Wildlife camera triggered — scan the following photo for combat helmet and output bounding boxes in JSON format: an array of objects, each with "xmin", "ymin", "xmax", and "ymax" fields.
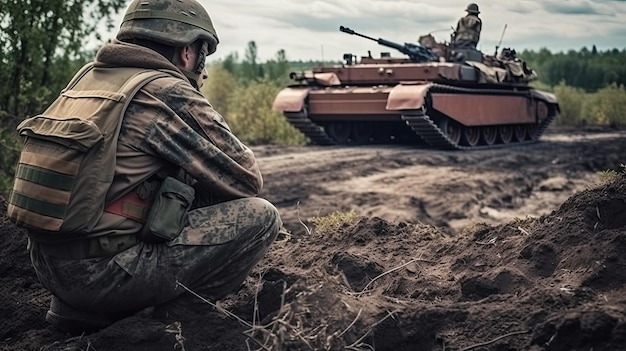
[
  {"xmin": 465, "ymin": 3, "xmax": 480, "ymax": 14},
  {"xmin": 117, "ymin": 0, "xmax": 219, "ymax": 55}
]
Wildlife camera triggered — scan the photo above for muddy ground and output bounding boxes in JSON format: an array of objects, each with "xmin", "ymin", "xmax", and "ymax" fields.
[{"xmin": 1, "ymin": 126, "xmax": 626, "ymax": 351}]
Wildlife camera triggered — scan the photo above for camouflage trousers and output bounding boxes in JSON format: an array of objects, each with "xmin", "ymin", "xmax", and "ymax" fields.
[{"xmin": 29, "ymin": 197, "xmax": 281, "ymax": 317}]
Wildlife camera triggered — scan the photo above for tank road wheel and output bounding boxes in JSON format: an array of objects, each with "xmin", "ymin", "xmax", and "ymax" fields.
[
  {"xmin": 326, "ymin": 122, "xmax": 351, "ymax": 144},
  {"xmin": 481, "ymin": 126, "xmax": 498, "ymax": 146},
  {"xmin": 436, "ymin": 117, "xmax": 462, "ymax": 146},
  {"xmin": 514, "ymin": 124, "xmax": 527, "ymax": 141},
  {"xmin": 373, "ymin": 123, "xmax": 393, "ymax": 143},
  {"xmin": 462, "ymin": 126, "xmax": 481, "ymax": 147},
  {"xmin": 352, "ymin": 122, "xmax": 374, "ymax": 144},
  {"xmin": 526, "ymin": 124, "xmax": 539, "ymax": 141},
  {"xmin": 498, "ymin": 125, "xmax": 514, "ymax": 144}
]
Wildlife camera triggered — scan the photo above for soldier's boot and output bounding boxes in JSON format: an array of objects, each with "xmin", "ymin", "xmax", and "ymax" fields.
[
  {"xmin": 46, "ymin": 296, "xmax": 120, "ymax": 335},
  {"xmin": 151, "ymin": 292, "xmax": 214, "ymax": 322}
]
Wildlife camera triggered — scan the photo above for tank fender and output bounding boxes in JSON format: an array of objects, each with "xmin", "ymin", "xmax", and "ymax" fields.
[
  {"xmin": 531, "ymin": 89, "xmax": 560, "ymax": 112},
  {"xmin": 272, "ymin": 87, "xmax": 310, "ymax": 112},
  {"xmin": 386, "ymin": 82, "xmax": 433, "ymax": 111}
]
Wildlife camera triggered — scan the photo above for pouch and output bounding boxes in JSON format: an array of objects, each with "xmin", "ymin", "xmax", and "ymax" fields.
[{"xmin": 138, "ymin": 176, "xmax": 195, "ymax": 243}]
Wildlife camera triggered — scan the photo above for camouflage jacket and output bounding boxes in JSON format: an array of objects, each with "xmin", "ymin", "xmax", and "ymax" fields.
[
  {"xmin": 94, "ymin": 40, "xmax": 262, "ymax": 234},
  {"xmin": 453, "ymin": 14, "xmax": 482, "ymax": 47}
]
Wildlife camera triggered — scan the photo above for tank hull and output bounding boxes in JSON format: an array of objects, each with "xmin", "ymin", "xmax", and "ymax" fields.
[{"xmin": 274, "ymin": 82, "xmax": 558, "ymax": 149}]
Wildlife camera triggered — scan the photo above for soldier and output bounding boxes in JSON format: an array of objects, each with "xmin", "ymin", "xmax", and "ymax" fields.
[
  {"xmin": 452, "ymin": 3, "xmax": 482, "ymax": 49},
  {"xmin": 10, "ymin": 0, "xmax": 282, "ymax": 334}
]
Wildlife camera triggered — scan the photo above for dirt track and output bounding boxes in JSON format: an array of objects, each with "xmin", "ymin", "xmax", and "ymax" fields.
[{"xmin": 256, "ymin": 127, "xmax": 626, "ymax": 235}]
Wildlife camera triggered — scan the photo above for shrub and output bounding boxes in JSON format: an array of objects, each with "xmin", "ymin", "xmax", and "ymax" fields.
[
  {"xmin": 553, "ymin": 81, "xmax": 587, "ymax": 125},
  {"xmin": 588, "ymin": 83, "xmax": 626, "ymax": 126},
  {"xmin": 203, "ymin": 65, "xmax": 238, "ymax": 118},
  {"xmin": 0, "ymin": 128, "xmax": 20, "ymax": 199},
  {"xmin": 226, "ymin": 78, "xmax": 307, "ymax": 145}
]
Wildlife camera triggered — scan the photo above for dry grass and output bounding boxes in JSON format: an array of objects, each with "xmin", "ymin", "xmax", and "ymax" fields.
[
  {"xmin": 589, "ymin": 164, "xmax": 625, "ymax": 189},
  {"xmin": 309, "ymin": 210, "xmax": 359, "ymax": 234}
]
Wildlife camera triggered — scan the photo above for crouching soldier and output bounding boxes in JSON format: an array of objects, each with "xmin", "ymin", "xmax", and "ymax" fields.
[{"xmin": 7, "ymin": 0, "xmax": 281, "ymax": 334}]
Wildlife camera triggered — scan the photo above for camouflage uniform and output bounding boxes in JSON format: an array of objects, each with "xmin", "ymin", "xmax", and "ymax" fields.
[
  {"xmin": 28, "ymin": 23, "xmax": 281, "ymax": 330},
  {"xmin": 453, "ymin": 4, "xmax": 482, "ymax": 49}
]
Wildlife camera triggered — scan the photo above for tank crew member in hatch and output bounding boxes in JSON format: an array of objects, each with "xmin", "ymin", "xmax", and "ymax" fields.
[{"xmin": 452, "ymin": 3, "xmax": 482, "ymax": 49}]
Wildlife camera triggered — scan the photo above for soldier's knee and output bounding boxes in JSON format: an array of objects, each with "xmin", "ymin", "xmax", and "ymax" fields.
[{"xmin": 247, "ymin": 197, "xmax": 282, "ymax": 227}]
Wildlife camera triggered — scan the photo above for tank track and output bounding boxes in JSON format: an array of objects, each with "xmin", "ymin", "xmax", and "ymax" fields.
[
  {"xmin": 400, "ymin": 83, "xmax": 557, "ymax": 150},
  {"xmin": 400, "ymin": 110, "xmax": 458, "ymax": 150},
  {"xmin": 284, "ymin": 110, "xmax": 335, "ymax": 145}
]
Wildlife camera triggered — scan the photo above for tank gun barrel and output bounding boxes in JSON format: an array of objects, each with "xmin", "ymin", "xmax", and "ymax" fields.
[
  {"xmin": 339, "ymin": 26, "xmax": 437, "ymax": 63},
  {"xmin": 340, "ymin": 26, "xmax": 411, "ymax": 55},
  {"xmin": 340, "ymin": 26, "xmax": 377, "ymax": 41}
]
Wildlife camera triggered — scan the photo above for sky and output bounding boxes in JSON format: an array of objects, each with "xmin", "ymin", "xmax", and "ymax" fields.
[{"xmin": 100, "ymin": 0, "xmax": 626, "ymax": 62}]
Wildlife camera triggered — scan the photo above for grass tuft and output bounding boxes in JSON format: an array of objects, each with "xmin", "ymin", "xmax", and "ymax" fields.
[{"xmin": 310, "ymin": 210, "xmax": 360, "ymax": 234}]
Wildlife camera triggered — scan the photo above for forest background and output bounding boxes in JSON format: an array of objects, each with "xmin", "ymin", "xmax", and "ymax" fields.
[{"xmin": 1, "ymin": 0, "xmax": 626, "ymax": 197}]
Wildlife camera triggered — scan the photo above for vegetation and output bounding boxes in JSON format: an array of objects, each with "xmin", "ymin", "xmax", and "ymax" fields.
[
  {"xmin": 521, "ymin": 46, "xmax": 626, "ymax": 92},
  {"xmin": 201, "ymin": 43, "xmax": 307, "ymax": 146},
  {"xmin": 595, "ymin": 164, "xmax": 626, "ymax": 187},
  {"xmin": 310, "ymin": 210, "xmax": 360, "ymax": 234},
  {"xmin": 549, "ymin": 82, "xmax": 626, "ymax": 126},
  {"xmin": 0, "ymin": 2, "xmax": 625, "ymax": 193},
  {"xmin": 521, "ymin": 47, "xmax": 626, "ymax": 127},
  {"xmin": 0, "ymin": 0, "xmax": 125, "ymax": 197}
]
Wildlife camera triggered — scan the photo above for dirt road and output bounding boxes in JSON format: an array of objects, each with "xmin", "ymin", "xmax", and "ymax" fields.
[{"xmin": 256, "ymin": 127, "xmax": 626, "ymax": 235}]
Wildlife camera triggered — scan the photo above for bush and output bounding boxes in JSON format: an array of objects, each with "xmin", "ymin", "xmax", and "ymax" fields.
[
  {"xmin": 203, "ymin": 65, "xmax": 306, "ymax": 146},
  {"xmin": 0, "ymin": 128, "xmax": 20, "ymax": 199},
  {"xmin": 546, "ymin": 82, "xmax": 626, "ymax": 127},
  {"xmin": 203, "ymin": 65, "xmax": 238, "ymax": 118},
  {"xmin": 553, "ymin": 81, "xmax": 587, "ymax": 125},
  {"xmin": 588, "ymin": 83, "xmax": 626, "ymax": 126},
  {"xmin": 226, "ymin": 78, "xmax": 307, "ymax": 145}
]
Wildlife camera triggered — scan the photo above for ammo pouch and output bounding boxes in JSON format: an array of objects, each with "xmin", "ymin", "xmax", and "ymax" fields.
[{"xmin": 138, "ymin": 177, "xmax": 195, "ymax": 243}]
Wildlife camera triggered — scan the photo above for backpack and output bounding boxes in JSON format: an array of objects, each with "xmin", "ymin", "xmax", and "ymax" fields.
[{"xmin": 7, "ymin": 63, "xmax": 172, "ymax": 235}]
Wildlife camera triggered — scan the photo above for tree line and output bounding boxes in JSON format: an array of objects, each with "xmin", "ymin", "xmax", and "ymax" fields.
[{"xmin": 520, "ymin": 46, "xmax": 626, "ymax": 92}]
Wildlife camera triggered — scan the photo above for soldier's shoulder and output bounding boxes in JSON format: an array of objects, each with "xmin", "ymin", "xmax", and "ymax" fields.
[{"xmin": 142, "ymin": 74, "xmax": 196, "ymax": 99}]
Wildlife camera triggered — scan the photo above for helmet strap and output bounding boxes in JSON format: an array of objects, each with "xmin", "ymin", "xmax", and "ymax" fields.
[{"xmin": 194, "ymin": 41, "xmax": 209, "ymax": 76}]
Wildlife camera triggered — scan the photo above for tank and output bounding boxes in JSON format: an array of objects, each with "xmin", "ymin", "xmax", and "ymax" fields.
[{"xmin": 272, "ymin": 26, "xmax": 560, "ymax": 150}]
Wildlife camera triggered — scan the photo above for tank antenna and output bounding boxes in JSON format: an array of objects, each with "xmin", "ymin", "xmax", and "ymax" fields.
[
  {"xmin": 428, "ymin": 28, "xmax": 450, "ymax": 34},
  {"xmin": 495, "ymin": 24, "xmax": 508, "ymax": 56}
]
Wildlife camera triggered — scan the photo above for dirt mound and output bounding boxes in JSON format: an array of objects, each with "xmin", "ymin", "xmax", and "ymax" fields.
[{"xmin": 2, "ymin": 170, "xmax": 626, "ymax": 350}]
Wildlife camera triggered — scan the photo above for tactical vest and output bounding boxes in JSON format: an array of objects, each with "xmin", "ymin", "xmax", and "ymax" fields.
[{"xmin": 7, "ymin": 64, "xmax": 172, "ymax": 235}]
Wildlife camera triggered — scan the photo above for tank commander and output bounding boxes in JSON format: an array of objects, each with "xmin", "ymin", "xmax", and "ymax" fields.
[
  {"xmin": 8, "ymin": 0, "xmax": 281, "ymax": 334},
  {"xmin": 452, "ymin": 3, "xmax": 482, "ymax": 49}
]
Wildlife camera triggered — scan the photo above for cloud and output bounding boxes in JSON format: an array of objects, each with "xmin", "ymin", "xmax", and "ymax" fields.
[
  {"xmin": 95, "ymin": 0, "xmax": 626, "ymax": 61},
  {"xmin": 506, "ymin": 1, "xmax": 542, "ymax": 14},
  {"xmin": 541, "ymin": 0, "xmax": 614, "ymax": 15}
]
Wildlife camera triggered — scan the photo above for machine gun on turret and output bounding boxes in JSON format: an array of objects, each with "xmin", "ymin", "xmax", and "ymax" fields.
[{"xmin": 339, "ymin": 26, "xmax": 438, "ymax": 63}]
